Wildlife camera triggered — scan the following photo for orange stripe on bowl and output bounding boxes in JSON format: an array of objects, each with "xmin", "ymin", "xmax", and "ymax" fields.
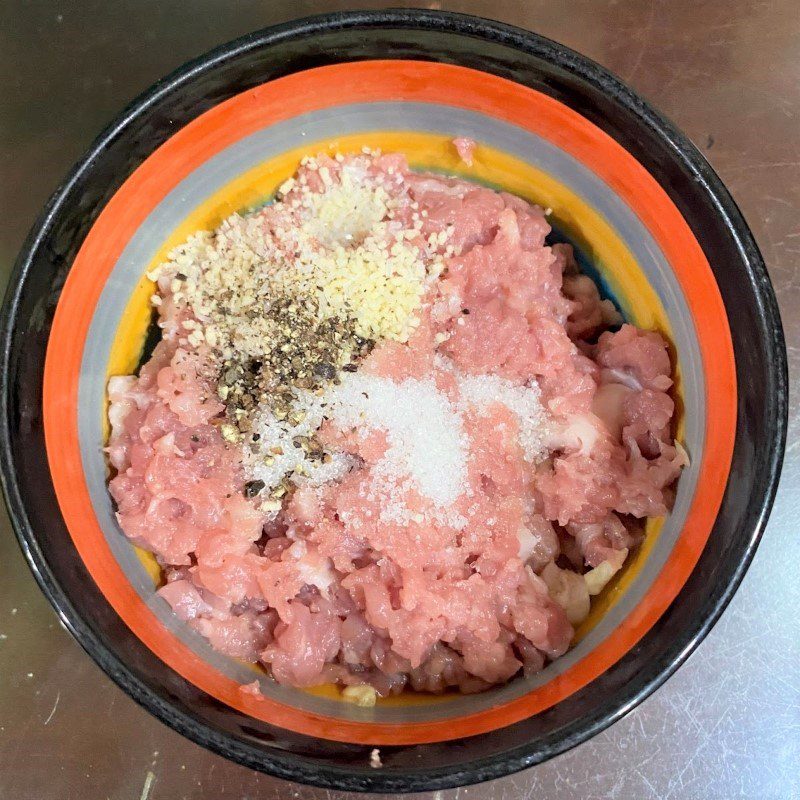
[{"xmin": 43, "ymin": 60, "xmax": 736, "ymax": 745}]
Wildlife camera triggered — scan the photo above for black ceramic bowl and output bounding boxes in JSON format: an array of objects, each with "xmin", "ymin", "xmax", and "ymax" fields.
[{"xmin": 0, "ymin": 10, "xmax": 786, "ymax": 793}]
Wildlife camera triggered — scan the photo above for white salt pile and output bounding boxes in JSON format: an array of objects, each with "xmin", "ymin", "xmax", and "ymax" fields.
[
  {"xmin": 244, "ymin": 392, "xmax": 355, "ymax": 500},
  {"xmin": 327, "ymin": 374, "xmax": 468, "ymax": 508},
  {"xmin": 245, "ymin": 363, "xmax": 551, "ymax": 525},
  {"xmin": 458, "ymin": 374, "xmax": 552, "ymax": 463}
]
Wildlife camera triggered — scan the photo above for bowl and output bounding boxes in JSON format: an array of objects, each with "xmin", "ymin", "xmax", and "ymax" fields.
[{"xmin": 0, "ymin": 10, "xmax": 786, "ymax": 793}]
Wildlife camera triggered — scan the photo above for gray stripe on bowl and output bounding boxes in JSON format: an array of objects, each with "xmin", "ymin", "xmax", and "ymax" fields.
[{"xmin": 77, "ymin": 101, "xmax": 704, "ymax": 723}]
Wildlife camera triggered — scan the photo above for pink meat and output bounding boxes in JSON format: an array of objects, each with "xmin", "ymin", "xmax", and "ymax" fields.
[
  {"xmin": 595, "ymin": 324, "xmax": 673, "ymax": 392},
  {"xmin": 107, "ymin": 153, "xmax": 685, "ymax": 696},
  {"xmin": 264, "ymin": 602, "xmax": 342, "ymax": 686}
]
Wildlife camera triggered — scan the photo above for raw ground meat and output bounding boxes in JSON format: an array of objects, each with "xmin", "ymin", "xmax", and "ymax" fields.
[{"xmin": 107, "ymin": 151, "xmax": 686, "ymax": 697}]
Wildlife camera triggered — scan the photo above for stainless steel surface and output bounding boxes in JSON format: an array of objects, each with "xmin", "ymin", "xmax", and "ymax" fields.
[{"xmin": 1, "ymin": 2, "xmax": 797, "ymax": 798}]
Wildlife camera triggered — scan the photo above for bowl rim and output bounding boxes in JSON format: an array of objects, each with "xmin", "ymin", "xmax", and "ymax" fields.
[{"xmin": 0, "ymin": 8, "xmax": 787, "ymax": 793}]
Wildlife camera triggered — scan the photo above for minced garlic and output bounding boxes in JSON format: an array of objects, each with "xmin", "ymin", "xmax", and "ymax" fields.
[
  {"xmin": 155, "ymin": 154, "xmax": 447, "ymax": 359},
  {"xmin": 342, "ymin": 684, "xmax": 378, "ymax": 707}
]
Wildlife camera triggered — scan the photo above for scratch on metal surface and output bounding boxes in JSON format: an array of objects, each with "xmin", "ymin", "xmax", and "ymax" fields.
[
  {"xmin": 634, "ymin": 766, "xmax": 659, "ymax": 798},
  {"xmin": 43, "ymin": 691, "xmax": 60, "ymax": 725},
  {"xmin": 663, "ymin": 704, "xmax": 728, "ymax": 800},
  {"xmin": 723, "ymin": 160, "xmax": 800, "ymax": 173},
  {"xmin": 139, "ymin": 770, "xmax": 155, "ymax": 800},
  {"xmin": 625, "ymin": 0, "xmax": 657, "ymax": 82}
]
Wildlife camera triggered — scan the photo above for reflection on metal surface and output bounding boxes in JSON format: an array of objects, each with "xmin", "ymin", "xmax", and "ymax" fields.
[{"xmin": 0, "ymin": 1, "xmax": 797, "ymax": 798}]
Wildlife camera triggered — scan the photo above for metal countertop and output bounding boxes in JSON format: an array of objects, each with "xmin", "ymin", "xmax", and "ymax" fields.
[{"xmin": 1, "ymin": 2, "xmax": 797, "ymax": 798}]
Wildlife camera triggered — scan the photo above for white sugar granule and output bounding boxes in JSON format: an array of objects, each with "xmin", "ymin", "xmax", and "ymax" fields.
[
  {"xmin": 327, "ymin": 373, "xmax": 467, "ymax": 507},
  {"xmin": 362, "ymin": 468, "xmax": 468, "ymax": 531},
  {"xmin": 245, "ymin": 392, "xmax": 353, "ymax": 496},
  {"xmin": 245, "ymin": 365, "xmax": 551, "ymax": 517},
  {"xmin": 246, "ymin": 370, "xmax": 471, "ymax": 510},
  {"xmin": 458, "ymin": 373, "xmax": 551, "ymax": 463}
]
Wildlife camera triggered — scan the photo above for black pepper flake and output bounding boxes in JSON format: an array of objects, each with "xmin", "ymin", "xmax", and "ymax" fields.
[
  {"xmin": 342, "ymin": 363, "xmax": 358, "ymax": 372},
  {"xmin": 211, "ymin": 290, "xmax": 372, "ymax": 433},
  {"xmin": 175, "ymin": 272, "xmax": 187, "ymax": 281},
  {"xmin": 244, "ymin": 480, "xmax": 265, "ymax": 499},
  {"xmin": 313, "ymin": 362, "xmax": 336, "ymax": 380},
  {"xmin": 190, "ymin": 435, "xmax": 199, "ymax": 442},
  {"xmin": 461, "ymin": 308, "xmax": 470, "ymax": 315}
]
